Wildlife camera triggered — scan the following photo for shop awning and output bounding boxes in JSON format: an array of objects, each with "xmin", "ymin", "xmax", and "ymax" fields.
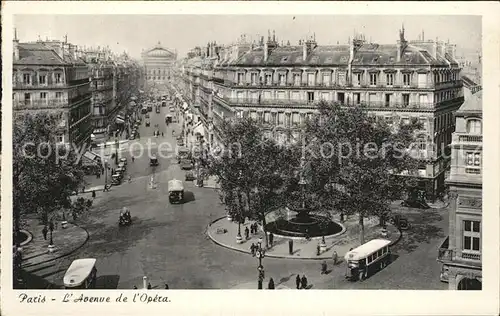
[{"xmin": 116, "ymin": 117, "xmax": 125, "ymax": 124}]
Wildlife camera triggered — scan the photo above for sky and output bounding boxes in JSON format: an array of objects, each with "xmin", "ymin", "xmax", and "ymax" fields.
[{"xmin": 14, "ymin": 15, "xmax": 481, "ymax": 59}]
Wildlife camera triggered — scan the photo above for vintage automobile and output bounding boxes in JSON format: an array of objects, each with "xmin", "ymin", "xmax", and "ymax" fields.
[
  {"xmin": 150, "ymin": 155, "xmax": 159, "ymax": 167},
  {"xmin": 180, "ymin": 159, "xmax": 193, "ymax": 170},
  {"xmin": 176, "ymin": 146, "xmax": 191, "ymax": 163},
  {"xmin": 63, "ymin": 258, "xmax": 97, "ymax": 289},
  {"xmin": 145, "ymin": 120, "xmax": 150, "ymax": 127},
  {"xmin": 145, "ymin": 113, "xmax": 150, "ymax": 119},
  {"xmin": 401, "ymin": 199, "xmax": 430, "ymax": 209},
  {"xmin": 119, "ymin": 157, "xmax": 127, "ymax": 165},
  {"xmin": 168, "ymin": 179, "xmax": 184, "ymax": 204},
  {"xmin": 165, "ymin": 114, "xmax": 173, "ymax": 124},
  {"xmin": 111, "ymin": 174, "xmax": 122, "ymax": 185},
  {"xmin": 185, "ymin": 170, "xmax": 195, "ymax": 181}
]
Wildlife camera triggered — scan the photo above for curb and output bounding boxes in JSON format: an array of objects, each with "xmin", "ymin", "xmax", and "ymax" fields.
[
  {"xmin": 22, "ymin": 223, "xmax": 90, "ymax": 269},
  {"xmin": 207, "ymin": 216, "xmax": 403, "ymax": 261},
  {"xmin": 19, "ymin": 229, "xmax": 33, "ymax": 247}
]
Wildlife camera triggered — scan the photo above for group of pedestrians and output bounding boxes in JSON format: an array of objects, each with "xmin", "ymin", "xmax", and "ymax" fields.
[{"xmin": 295, "ymin": 274, "xmax": 309, "ymax": 289}]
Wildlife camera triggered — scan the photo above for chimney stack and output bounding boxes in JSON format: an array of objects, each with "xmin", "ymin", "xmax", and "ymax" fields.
[
  {"xmin": 264, "ymin": 41, "xmax": 269, "ymax": 61},
  {"xmin": 396, "ymin": 24, "xmax": 407, "ymax": 62},
  {"xmin": 13, "ymin": 28, "xmax": 20, "ymax": 61},
  {"xmin": 302, "ymin": 39, "xmax": 307, "ymax": 61}
]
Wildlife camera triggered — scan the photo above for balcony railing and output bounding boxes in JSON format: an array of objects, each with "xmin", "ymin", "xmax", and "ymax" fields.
[
  {"xmin": 214, "ymin": 95, "xmax": 312, "ymax": 106},
  {"xmin": 14, "ymin": 82, "xmax": 66, "ymax": 89},
  {"xmin": 14, "ymin": 99, "xmax": 69, "ymax": 110},
  {"xmin": 457, "ymin": 134, "xmax": 482, "ymax": 143},
  {"xmin": 437, "ymin": 236, "xmax": 482, "ymax": 264}
]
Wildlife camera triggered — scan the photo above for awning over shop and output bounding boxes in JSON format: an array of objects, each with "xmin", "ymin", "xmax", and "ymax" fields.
[
  {"xmin": 82, "ymin": 151, "xmax": 102, "ymax": 166},
  {"xmin": 116, "ymin": 116, "xmax": 125, "ymax": 124}
]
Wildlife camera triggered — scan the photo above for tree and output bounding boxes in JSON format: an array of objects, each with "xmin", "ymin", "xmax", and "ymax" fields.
[
  {"xmin": 304, "ymin": 101, "xmax": 421, "ymax": 244},
  {"xmin": 208, "ymin": 117, "xmax": 290, "ymax": 248},
  {"xmin": 13, "ymin": 113, "xmax": 92, "ymax": 245}
]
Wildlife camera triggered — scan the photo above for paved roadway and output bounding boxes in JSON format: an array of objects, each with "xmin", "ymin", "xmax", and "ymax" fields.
[{"xmin": 30, "ymin": 103, "xmax": 448, "ymax": 290}]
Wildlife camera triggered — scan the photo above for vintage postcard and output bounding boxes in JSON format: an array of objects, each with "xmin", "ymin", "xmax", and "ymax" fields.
[{"xmin": 1, "ymin": 1, "xmax": 499, "ymax": 316}]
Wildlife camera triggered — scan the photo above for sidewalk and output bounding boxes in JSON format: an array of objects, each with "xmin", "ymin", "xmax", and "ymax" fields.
[
  {"xmin": 20, "ymin": 218, "xmax": 89, "ymax": 269},
  {"xmin": 207, "ymin": 214, "xmax": 401, "ymax": 261}
]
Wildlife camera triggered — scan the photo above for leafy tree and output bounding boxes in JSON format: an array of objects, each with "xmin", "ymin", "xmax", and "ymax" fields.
[
  {"xmin": 208, "ymin": 117, "xmax": 290, "ymax": 247},
  {"xmin": 304, "ymin": 101, "xmax": 421, "ymax": 244},
  {"xmin": 13, "ymin": 113, "xmax": 92, "ymax": 245}
]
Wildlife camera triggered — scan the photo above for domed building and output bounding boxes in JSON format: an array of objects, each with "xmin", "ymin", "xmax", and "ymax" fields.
[{"xmin": 141, "ymin": 42, "xmax": 177, "ymax": 91}]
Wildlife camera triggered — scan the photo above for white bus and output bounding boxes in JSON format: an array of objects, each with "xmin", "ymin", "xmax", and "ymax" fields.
[{"xmin": 344, "ymin": 239, "xmax": 392, "ymax": 281}]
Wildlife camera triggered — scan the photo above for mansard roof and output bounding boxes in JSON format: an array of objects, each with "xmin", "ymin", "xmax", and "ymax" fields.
[
  {"xmin": 225, "ymin": 42, "xmax": 452, "ymax": 67},
  {"xmin": 143, "ymin": 42, "xmax": 176, "ymax": 58},
  {"xmin": 16, "ymin": 43, "xmax": 66, "ymax": 65},
  {"xmin": 457, "ymin": 90, "xmax": 482, "ymax": 115}
]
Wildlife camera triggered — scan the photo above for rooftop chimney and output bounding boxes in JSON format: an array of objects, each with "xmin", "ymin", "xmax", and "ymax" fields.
[
  {"xmin": 13, "ymin": 28, "xmax": 20, "ymax": 61},
  {"xmin": 396, "ymin": 24, "xmax": 407, "ymax": 62}
]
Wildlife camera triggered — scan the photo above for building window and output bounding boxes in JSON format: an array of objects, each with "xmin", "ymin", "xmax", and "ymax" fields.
[
  {"xmin": 24, "ymin": 93, "xmax": 31, "ymax": 104},
  {"xmin": 307, "ymin": 73, "xmax": 315, "ymax": 86},
  {"xmin": 278, "ymin": 112, "xmax": 284, "ymax": 125},
  {"xmin": 237, "ymin": 73, "xmax": 245, "ymax": 85},
  {"xmin": 251, "ymin": 73, "xmax": 258, "ymax": 85},
  {"xmin": 355, "ymin": 73, "xmax": 362, "ymax": 86},
  {"xmin": 23, "ymin": 73, "xmax": 31, "ymax": 84},
  {"xmin": 279, "ymin": 74, "xmax": 286, "ymax": 86},
  {"xmin": 403, "ymin": 73, "xmax": 412, "ymax": 86},
  {"xmin": 307, "ymin": 92, "xmax": 315, "ymax": 103},
  {"xmin": 353, "ymin": 93, "xmax": 361, "ymax": 104},
  {"xmin": 56, "ymin": 135, "xmax": 64, "ymax": 143},
  {"xmin": 292, "ymin": 113, "xmax": 300, "ymax": 125},
  {"xmin": 463, "ymin": 220, "xmax": 481, "ymax": 252},
  {"xmin": 323, "ymin": 73, "xmax": 331, "ymax": 86},
  {"xmin": 369, "ymin": 73, "xmax": 378, "ymax": 86},
  {"xmin": 264, "ymin": 112, "xmax": 270, "ymax": 123},
  {"xmin": 40, "ymin": 92, "xmax": 47, "ymax": 101},
  {"xmin": 467, "ymin": 119, "xmax": 482, "ymax": 135},
  {"xmin": 265, "ymin": 74, "xmax": 272, "ymax": 85},
  {"xmin": 293, "ymin": 74, "xmax": 301, "ymax": 86},
  {"xmin": 402, "ymin": 94, "xmax": 410, "ymax": 107},
  {"xmin": 386, "ymin": 73, "xmax": 394, "ymax": 86},
  {"xmin": 466, "ymin": 152, "xmax": 481, "ymax": 167}
]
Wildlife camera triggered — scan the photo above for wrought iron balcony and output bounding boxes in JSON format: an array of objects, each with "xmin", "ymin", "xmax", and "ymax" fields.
[{"xmin": 14, "ymin": 99, "xmax": 68, "ymax": 110}]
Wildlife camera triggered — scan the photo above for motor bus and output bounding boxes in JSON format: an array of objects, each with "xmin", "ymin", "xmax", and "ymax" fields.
[
  {"xmin": 344, "ymin": 239, "xmax": 392, "ymax": 281},
  {"xmin": 63, "ymin": 258, "xmax": 97, "ymax": 289}
]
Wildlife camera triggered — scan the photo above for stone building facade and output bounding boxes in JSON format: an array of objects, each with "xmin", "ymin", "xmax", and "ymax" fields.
[
  {"xmin": 142, "ymin": 42, "xmax": 177, "ymax": 93},
  {"xmin": 13, "ymin": 33, "xmax": 92, "ymax": 147},
  {"xmin": 177, "ymin": 28, "xmax": 465, "ymax": 199},
  {"xmin": 438, "ymin": 91, "xmax": 482, "ymax": 290}
]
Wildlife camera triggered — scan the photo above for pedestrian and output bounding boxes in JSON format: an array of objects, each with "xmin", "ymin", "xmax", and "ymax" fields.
[
  {"xmin": 250, "ymin": 243, "xmax": 256, "ymax": 256},
  {"xmin": 92, "ymin": 190, "xmax": 96, "ymax": 199},
  {"xmin": 258, "ymin": 279, "xmax": 263, "ymax": 289},
  {"xmin": 128, "ymin": 175, "xmax": 132, "ymax": 183},
  {"xmin": 295, "ymin": 274, "xmax": 301, "ymax": 289},
  {"xmin": 164, "ymin": 283, "xmax": 169, "ymax": 289},
  {"xmin": 133, "ymin": 285, "xmax": 138, "ymax": 289},
  {"xmin": 147, "ymin": 283, "xmax": 152, "ymax": 289},
  {"xmin": 269, "ymin": 232, "xmax": 274, "ymax": 247},
  {"xmin": 301, "ymin": 275, "xmax": 308, "ymax": 289},
  {"xmin": 42, "ymin": 226, "xmax": 48, "ymax": 240},
  {"xmin": 268, "ymin": 278, "xmax": 275, "ymax": 289},
  {"xmin": 245, "ymin": 226, "xmax": 249, "ymax": 240},
  {"xmin": 162, "ymin": 132, "xmax": 164, "ymax": 137},
  {"xmin": 321, "ymin": 261, "xmax": 327, "ymax": 274},
  {"xmin": 332, "ymin": 251, "xmax": 338, "ymax": 265},
  {"xmin": 132, "ymin": 156, "xmax": 135, "ymax": 162}
]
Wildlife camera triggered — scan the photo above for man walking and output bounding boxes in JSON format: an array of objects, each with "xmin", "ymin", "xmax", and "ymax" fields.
[
  {"xmin": 301, "ymin": 275, "xmax": 308, "ymax": 289},
  {"xmin": 42, "ymin": 226, "xmax": 48, "ymax": 240},
  {"xmin": 245, "ymin": 226, "xmax": 250, "ymax": 240},
  {"xmin": 295, "ymin": 274, "xmax": 301, "ymax": 289},
  {"xmin": 268, "ymin": 278, "xmax": 275, "ymax": 289},
  {"xmin": 269, "ymin": 232, "xmax": 274, "ymax": 247}
]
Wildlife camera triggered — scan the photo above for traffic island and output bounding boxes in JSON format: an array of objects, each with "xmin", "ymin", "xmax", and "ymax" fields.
[
  {"xmin": 20, "ymin": 218, "xmax": 89, "ymax": 269},
  {"xmin": 207, "ymin": 215, "xmax": 401, "ymax": 261}
]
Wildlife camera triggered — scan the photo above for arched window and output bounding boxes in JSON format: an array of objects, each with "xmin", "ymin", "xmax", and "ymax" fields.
[{"xmin": 467, "ymin": 119, "xmax": 482, "ymax": 135}]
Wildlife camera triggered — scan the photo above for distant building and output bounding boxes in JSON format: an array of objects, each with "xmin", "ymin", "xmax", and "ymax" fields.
[
  {"xmin": 438, "ymin": 90, "xmax": 482, "ymax": 290},
  {"xmin": 177, "ymin": 27, "xmax": 466, "ymax": 200},
  {"xmin": 12, "ymin": 32, "xmax": 92, "ymax": 147},
  {"xmin": 142, "ymin": 42, "xmax": 177, "ymax": 93}
]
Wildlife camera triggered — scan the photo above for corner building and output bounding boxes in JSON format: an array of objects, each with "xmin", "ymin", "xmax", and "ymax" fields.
[
  {"xmin": 12, "ymin": 34, "xmax": 92, "ymax": 147},
  {"xmin": 438, "ymin": 91, "xmax": 482, "ymax": 290},
  {"xmin": 209, "ymin": 28, "xmax": 464, "ymax": 200}
]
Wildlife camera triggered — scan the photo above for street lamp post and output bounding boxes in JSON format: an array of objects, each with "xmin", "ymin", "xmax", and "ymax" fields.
[
  {"xmin": 256, "ymin": 239, "xmax": 265, "ymax": 289},
  {"xmin": 114, "ymin": 138, "xmax": 119, "ymax": 165}
]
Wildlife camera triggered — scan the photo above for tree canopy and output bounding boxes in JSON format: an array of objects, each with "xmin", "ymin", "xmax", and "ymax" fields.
[{"xmin": 13, "ymin": 113, "xmax": 92, "ymax": 239}]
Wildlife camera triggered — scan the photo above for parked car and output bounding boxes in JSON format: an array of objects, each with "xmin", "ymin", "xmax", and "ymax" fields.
[
  {"xmin": 119, "ymin": 157, "xmax": 127, "ymax": 165},
  {"xmin": 401, "ymin": 199, "xmax": 430, "ymax": 209},
  {"xmin": 177, "ymin": 139, "xmax": 184, "ymax": 146},
  {"xmin": 145, "ymin": 120, "xmax": 150, "ymax": 127},
  {"xmin": 180, "ymin": 159, "xmax": 193, "ymax": 170},
  {"xmin": 145, "ymin": 113, "xmax": 150, "ymax": 119},
  {"xmin": 185, "ymin": 170, "xmax": 195, "ymax": 181}
]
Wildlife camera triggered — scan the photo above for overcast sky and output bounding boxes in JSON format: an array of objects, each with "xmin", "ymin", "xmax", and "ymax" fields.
[{"xmin": 14, "ymin": 15, "xmax": 481, "ymax": 59}]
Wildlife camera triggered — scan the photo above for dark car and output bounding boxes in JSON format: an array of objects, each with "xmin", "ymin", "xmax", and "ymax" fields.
[
  {"xmin": 401, "ymin": 199, "xmax": 430, "ymax": 209},
  {"xmin": 185, "ymin": 171, "xmax": 195, "ymax": 181},
  {"xmin": 145, "ymin": 120, "xmax": 150, "ymax": 127},
  {"xmin": 180, "ymin": 159, "xmax": 193, "ymax": 170},
  {"xmin": 145, "ymin": 113, "xmax": 150, "ymax": 119}
]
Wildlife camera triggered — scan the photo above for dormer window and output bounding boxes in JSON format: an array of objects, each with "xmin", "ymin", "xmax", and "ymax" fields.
[
  {"xmin": 281, "ymin": 57, "xmax": 288, "ymax": 63},
  {"xmin": 467, "ymin": 119, "xmax": 482, "ymax": 135},
  {"xmin": 23, "ymin": 73, "xmax": 31, "ymax": 85},
  {"xmin": 340, "ymin": 56, "xmax": 348, "ymax": 63},
  {"xmin": 310, "ymin": 56, "xmax": 320, "ymax": 63}
]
